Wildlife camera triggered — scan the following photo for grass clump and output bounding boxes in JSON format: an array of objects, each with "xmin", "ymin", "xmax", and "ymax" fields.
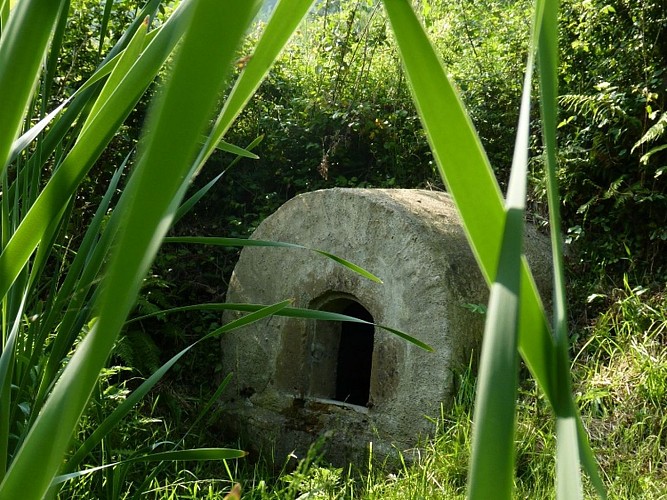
[{"xmin": 573, "ymin": 281, "xmax": 667, "ymax": 498}]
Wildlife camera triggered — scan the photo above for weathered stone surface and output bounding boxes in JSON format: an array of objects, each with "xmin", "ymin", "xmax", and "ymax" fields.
[{"xmin": 220, "ymin": 188, "xmax": 551, "ymax": 465}]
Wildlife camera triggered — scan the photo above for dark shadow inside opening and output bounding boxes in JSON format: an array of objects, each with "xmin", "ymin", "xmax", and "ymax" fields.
[{"xmin": 334, "ymin": 301, "xmax": 374, "ymax": 406}]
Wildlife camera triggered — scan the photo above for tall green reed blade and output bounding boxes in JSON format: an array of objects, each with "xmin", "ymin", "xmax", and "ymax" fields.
[
  {"xmin": 42, "ymin": 0, "xmax": 70, "ymax": 107},
  {"xmin": 535, "ymin": 0, "xmax": 592, "ymax": 497},
  {"xmin": 381, "ymin": 0, "xmax": 552, "ymax": 402},
  {"xmin": 23, "ymin": 0, "xmax": 162, "ymax": 171},
  {"xmin": 0, "ymin": 0, "xmax": 64, "ymax": 338},
  {"xmin": 128, "ymin": 302, "xmax": 433, "ymax": 352},
  {"xmin": 0, "ymin": 0, "xmax": 65, "ymax": 173},
  {"xmin": 380, "ymin": 0, "xmax": 555, "ymax": 406},
  {"xmin": 30, "ymin": 160, "xmax": 129, "ymax": 421},
  {"xmin": 63, "ymin": 300, "xmax": 290, "ymax": 477},
  {"xmin": 0, "ymin": 0, "xmax": 191, "ymax": 303},
  {"xmin": 0, "ymin": 1, "xmax": 261, "ymax": 497},
  {"xmin": 164, "ymin": 236, "xmax": 383, "ymax": 283},
  {"xmin": 0, "ymin": 1, "xmax": 9, "ymax": 34},
  {"xmin": 382, "ymin": 0, "xmax": 605, "ymax": 497},
  {"xmin": 193, "ymin": 0, "xmax": 316, "ymax": 170},
  {"xmin": 174, "ymin": 135, "xmax": 263, "ymax": 224},
  {"xmin": 52, "ymin": 448, "xmax": 248, "ymax": 490},
  {"xmin": 80, "ymin": 14, "xmax": 149, "ymax": 137},
  {"xmin": 467, "ymin": 8, "xmax": 540, "ymax": 495},
  {"xmin": 0, "ymin": 293, "xmax": 26, "ymax": 481}
]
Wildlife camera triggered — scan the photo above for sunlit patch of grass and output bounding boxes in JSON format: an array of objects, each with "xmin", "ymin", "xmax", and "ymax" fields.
[
  {"xmin": 571, "ymin": 281, "xmax": 667, "ymax": 498},
  {"xmin": 142, "ymin": 475, "xmax": 239, "ymax": 500}
]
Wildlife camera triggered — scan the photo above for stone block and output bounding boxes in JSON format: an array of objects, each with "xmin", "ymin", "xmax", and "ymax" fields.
[{"xmin": 219, "ymin": 188, "xmax": 551, "ymax": 465}]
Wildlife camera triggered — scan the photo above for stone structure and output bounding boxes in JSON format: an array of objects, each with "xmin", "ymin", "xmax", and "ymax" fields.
[{"xmin": 220, "ymin": 188, "xmax": 551, "ymax": 465}]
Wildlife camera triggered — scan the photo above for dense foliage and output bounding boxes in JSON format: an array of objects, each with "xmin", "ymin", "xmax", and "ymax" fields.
[
  {"xmin": 556, "ymin": 0, "xmax": 667, "ymax": 282},
  {"xmin": 193, "ymin": 0, "xmax": 667, "ymax": 291},
  {"xmin": 199, "ymin": 0, "xmax": 533, "ymax": 237}
]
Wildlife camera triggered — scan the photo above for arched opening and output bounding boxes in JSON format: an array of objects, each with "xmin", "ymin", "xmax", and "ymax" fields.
[{"xmin": 308, "ymin": 296, "xmax": 374, "ymax": 407}]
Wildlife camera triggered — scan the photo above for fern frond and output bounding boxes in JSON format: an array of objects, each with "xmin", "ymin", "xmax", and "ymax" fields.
[
  {"xmin": 633, "ymin": 112, "xmax": 667, "ymax": 153},
  {"xmin": 639, "ymin": 143, "xmax": 667, "ymax": 166},
  {"xmin": 559, "ymin": 90, "xmax": 628, "ymax": 127}
]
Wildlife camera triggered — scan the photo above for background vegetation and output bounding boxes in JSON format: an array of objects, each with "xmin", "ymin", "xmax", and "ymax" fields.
[{"xmin": 2, "ymin": 0, "xmax": 665, "ymax": 497}]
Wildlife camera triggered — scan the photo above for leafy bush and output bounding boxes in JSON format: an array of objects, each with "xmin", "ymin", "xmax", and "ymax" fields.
[
  {"xmin": 553, "ymin": 0, "xmax": 667, "ymax": 281},
  {"xmin": 202, "ymin": 0, "xmax": 533, "ymax": 242}
]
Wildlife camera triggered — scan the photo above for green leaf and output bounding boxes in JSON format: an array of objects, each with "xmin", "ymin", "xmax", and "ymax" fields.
[
  {"xmin": 0, "ymin": 294, "xmax": 26, "ymax": 481},
  {"xmin": 80, "ymin": 14, "xmax": 150, "ymax": 136},
  {"xmin": 127, "ymin": 302, "xmax": 433, "ymax": 352},
  {"xmin": 32, "ymin": 158, "xmax": 130, "ymax": 415},
  {"xmin": 0, "ymin": 0, "xmax": 192, "ymax": 304},
  {"xmin": 382, "ymin": 0, "xmax": 605, "ymax": 497},
  {"xmin": 215, "ymin": 139, "xmax": 259, "ymax": 158},
  {"xmin": 468, "ymin": 21, "xmax": 537, "ymax": 494},
  {"xmin": 382, "ymin": 0, "xmax": 554, "ymax": 400},
  {"xmin": 8, "ymin": 97, "xmax": 71, "ymax": 164},
  {"xmin": 639, "ymin": 143, "xmax": 667, "ymax": 166},
  {"xmin": 164, "ymin": 236, "xmax": 383, "ymax": 284},
  {"xmin": 632, "ymin": 112, "xmax": 667, "ymax": 153},
  {"xmin": 52, "ymin": 448, "xmax": 246, "ymax": 488},
  {"xmin": 127, "ymin": 447, "xmax": 247, "ymax": 463},
  {"xmin": 174, "ymin": 135, "xmax": 264, "ymax": 223},
  {"xmin": 0, "ymin": 0, "xmax": 66, "ymax": 172},
  {"xmin": 193, "ymin": 0, "xmax": 316, "ymax": 167},
  {"xmin": 65, "ymin": 300, "xmax": 288, "ymax": 473}
]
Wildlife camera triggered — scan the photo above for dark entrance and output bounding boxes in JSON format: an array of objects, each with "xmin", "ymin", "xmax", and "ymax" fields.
[
  {"xmin": 308, "ymin": 296, "xmax": 375, "ymax": 407},
  {"xmin": 334, "ymin": 301, "xmax": 374, "ymax": 405}
]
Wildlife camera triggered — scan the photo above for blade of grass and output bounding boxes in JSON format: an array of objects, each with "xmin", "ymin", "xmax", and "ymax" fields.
[
  {"xmin": 0, "ymin": 0, "xmax": 65, "ymax": 172},
  {"xmin": 22, "ymin": 0, "xmax": 162, "ymax": 172},
  {"xmin": 210, "ymin": 139, "xmax": 259, "ymax": 159},
  {"xmin": 0, "ymin": 0, "xmax": 194, "ymax": 303},
  {"xmin": 467, "ymin": 16, "xmax": 538, "ymax": 496},
  {"xmin": 65, "ymin": 300, "xmax": 290, "ymax": 473},
  {"xmin": 80, "ymin": 15, "xmax": 150, "ymax": 137},
  {"xmin": 193, "ymin": 0, "xmax": 316, "ymax": 168},
  {"xmin": 170, "ymin": 0, "xmax": 317, "ymax": 244},
  {"xmin": 0, "ymin": 1, "xmax": 9, "ymax": 33},
  {"xmin": 131, "ymin": 372, "xmax": 236, "ymax": 494},
  {"xmin": 381, "ymin": 0, "xmax": 554, "ymax": 409},
  {"xmin": 9, "ymin": 97, "xmax": 72, "ymax": 164},
  {"xmin": 126, "ymin": 448, "xmax": 248, "ymax": 463},
  {"xmin": 174, "ymin": 135, "xmax": 264, "ymax": 224},
  {"xmin": 42, "ymin": 0, "xmax": 69, "ymax": 106},
  {"xmin": 163, "ymin": 236, "xmax": 383, "ymax": 284},
  {"xmin": 0, "ymin": 293, "xmax": 26, "ymax": 480},
  {"xmin": 383, "ymin": 0, "xmax": 605, "ymax": 496},
  {"xmin": 127, "ymin": 302, "xmax": 433, "ymax": 352},
  {"xmin": 31, "ymin": 158, "xmax": 130, "ymax": 418},
  {"xmin": 52, "ymin": 448, "xmax": 247, "ymax": 488},
  {"xmin": 535, "ymin": 0, "xmax": 596, "ymax": 497},
  {"xmin": 98, "ymin": 0, "xmax": 114, "ymax": 56}
]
